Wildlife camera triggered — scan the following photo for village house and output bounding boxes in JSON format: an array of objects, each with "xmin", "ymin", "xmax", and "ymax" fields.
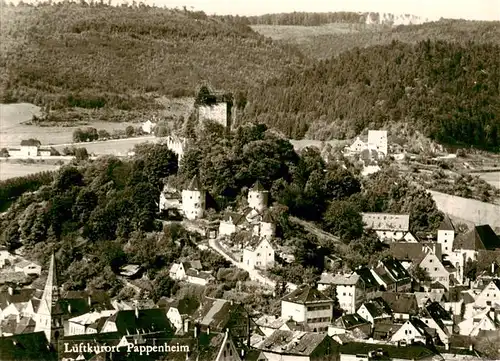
[
  {"xmin": 219, "ymin": 212, "xmax": 247, "ymax": 237},
  {"xmin": 158, "ymin": 297, "xmax": 199, "ymax": 334},
  {"xmin": 254, "ymin": 315, "xmax": 293, "ymax": 337},
  {"xmin": 361, "ymin": 213, "xmax": 411, "ymax": 242},
  {"xmin": 118, "ymin": 264, "xmax": 142, "ymax": 279},
  {"xmin": 437, "ymin": 215, "xmax": 456, "ymax": 255},
  {"xmin": 419, "ymin": 252, "xmax": 459, "ymax": 291},
  {"xmin": 281, "ymin": 285, "xmax": 334, "ymax": 332},
  {"xmin": 371, "ymin": 259, "xmax": 412, "ymax": 292},
  {"xmin": 7, "ymin": 139, "xmax": 52, "ymax": 158},
  {"xmin": 13, "ymin": 259, "xmax": 42, "ymax": 277},
  {"xmin": 357, "ymin": 298, "xmax": 392, "ymax": 325},
  {"xmin": 169, "ymin": 261, "xmax": 214, "ymax": 286},
  {"xmin": 252, "ymin": 330, "xmax": 340, "ymax": 361},
  {"xmin": 473, "ymin": 279, "xmax": 500, "ymax": 308},
  {"xmin": 67, "ymin": 310, "xmax": 116, "ymax": 336},
  {"xmin": 241, "ymin": 237, "xmax": 275, "ymax": 270},
  {"xmin": 252, "ymin": 210, "xmax": 276, "ymax": 239},
  {"xmin": 377, "ymin": 292, "xmax": 419, "ymax": 321},
  {"xmin": 318, "ymin": 272, "xmax": 364, "ymax": 314},
  {"xmin": 355, "ymin": 267, "xmax": 382, "ymax": 295},
  {"xmin": 158, "ymin": 182, "xmax": 182, "ymax": 214},
  {"xmin": 338, "ymin": 341, "xmax": 439, "ymax": 361},
  {"xmin": 389, "ymin": 242, "xmax": 442, "ymax": 271},
  {"xmin": 419, "ymin": 301, "xmax": 454, "ymax": 344},
  {"xmin": 451, "ymin": 224, "xmax": 500, "ymax": 263},
  {"xmin": 344, "ymin": 130, "xmax": 388, "ymax": 158},
  {"xmin": 372, "ymin": 321, "xmax": 402, "ymax": 341},
  {"xmin": 181, "ymin": 175, "xmax": 206, "ymax": 220},
  {"xmin": 328, "ymin": 313, "xmax": 372, "ymax": 337},
  {"xmin": 247, "ymin": 181, "xmax": 269, "ymax": 212},
  {"xmin": 141, "ymin": 119, "xmax": 156, "ymax": 134},
  {"xmin": 458, "ymin": 307, "xmax": 500, "ymax": 336},
  {"xmin": 391, "ymin": 317, "xmax": 439, "ymax": 345}
]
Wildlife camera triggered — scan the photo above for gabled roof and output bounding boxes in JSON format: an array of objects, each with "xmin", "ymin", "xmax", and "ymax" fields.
[
  {"xmin": 0, "ymin": 332, "xmax": 56, "ymax": 361},
  {"xmin": 378, "ymin": 292, "xmax": 418, "ymax": 315},
  {"xmin": 339, "ymin": 341, "xmax": 436, "ymax": 360},
  {"xmin": 222, "ymin": 212, "xmax": 247, "ymax": 226},
  {"xmin": 372, "ymin": 322, "xmax": 402, "ymax": 340},
  {"xmin": 181, "ymin": 260, "xmax": 202, "ymax": 270},
  {"xmin": 0, "ymin": 315, "xmax": 36, "ymax": 335},
  {"xmin": 389, "ymin": 242, "xmax": 436, "ymax": 264},
  {"xmin": 186, "ymin": 175, "xmax": 202, "ymax": 191},
  {"xmin": 185, "ymin": 268, "xmax": 214, "ymax": 280},
  {"xmin": 439, "ymin": 214, "xmax": 455, "ymax": 231},
  {"xmin": 261, "ymin": 210, "xmax": 274, "ymax": 224},
  {"xmin": 381, "ymin": 258, "xmax": 411, "ymax": 282},
  {"xmin": 255, "ymin": 330, "xmax": 336, "ymax": 356},
  {"xmin": 334, "ymin": 314, "xmax": 370, "ymax": 330},
  {"xmin": 250, "ymin": 181, "xmax": 266, "ymax": 192},
  {"xmin": 361, "ymin": 213, "xmax": 410, "ymax": 232},
  {"xmin": 20, "ymin": 139, "xmax": 41, "ymax": 147},
  {"xmin": 196, "ymin": 299, "xmax": 245, "ymax": 331},
  {"xmin": 453, "ymin": 225, "xmax": 500, "ymax": 251},
  {"xmin": 282, "ymin": 285, "xmax": 332, "ymax": 305},
  {"xmin": 319, "ymin": 272, "xmax": 360, "ymax": 286},
  {"xmin": 360, "ymin": 298, "xmax": 392, "ymax": 319},
  {"xmin": 106, "ymin": 308, "xmax": 173, "ymax": 336},
  {"xmin": 0, "ymin": 288, "xmax": 36, "ymax": 309},
  {"xmin": 413, "ymin": 292, "xmax": 446, "ymax": 308},
  {"xmin": 255, "ymin": 315, "xmax": 287, "ymax": 330},
  {"xmin": 355, "ymin": 267, "xmax": 381, "ymax": 289}
]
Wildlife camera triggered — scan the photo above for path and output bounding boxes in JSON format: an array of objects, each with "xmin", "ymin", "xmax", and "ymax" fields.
[{"xmin": 290, "ymin": 216, "xmax": 342, "ymax": 246}]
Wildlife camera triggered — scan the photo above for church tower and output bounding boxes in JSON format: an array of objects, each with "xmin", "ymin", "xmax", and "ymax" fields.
[{"xmin": 34, "ymin": 253, "xmax": 64, "ymax": 349}]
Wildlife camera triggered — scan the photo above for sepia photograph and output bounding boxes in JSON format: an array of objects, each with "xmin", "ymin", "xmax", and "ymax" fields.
[{"xmin": 0, "ymin": 0, "xmax": 499, "ymax": 360}]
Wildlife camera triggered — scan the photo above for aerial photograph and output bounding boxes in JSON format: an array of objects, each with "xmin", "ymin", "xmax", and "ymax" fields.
[{"xmin": 0, "ymin": 0, "xmax": 499, "ymax": 360}]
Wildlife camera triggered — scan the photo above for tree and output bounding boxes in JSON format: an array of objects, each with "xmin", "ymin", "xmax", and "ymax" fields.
[
  {"xmin": 413, "ymin": 266, "xmax": 431, "ymax": 283},
  {"xmin": 323, "ymin": 200, "xmax": 363, "ymax": 242},
  {"xmin": 125, "ymin": 125, "xmax": 135, "ymax": 137},
  {"xmin": 98, "ymin": 129, "xmax": 110, "ymax": 139},
  {"xmin": 74, "ymin": 147, "xmax": 89, "ymax": 161},
  {"xmin": 151, "ymin": 270, "xmax": 178, "ymax": 302}
]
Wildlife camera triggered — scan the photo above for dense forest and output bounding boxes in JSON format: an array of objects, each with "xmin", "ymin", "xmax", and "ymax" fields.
[
  {"xmin": 242, "ymin": 40, "xmax": 500, "ymax": 151},
  {"xmin": 218, "ymin": 11, "xmax": 368, "ymax": 26},
  {"xmin": 0, "ymin": 123, "xmax": 443, "ymax": 291},
  {"xmin": 0, "ymin": 2, "xmax": 306, "ymax": 111}
]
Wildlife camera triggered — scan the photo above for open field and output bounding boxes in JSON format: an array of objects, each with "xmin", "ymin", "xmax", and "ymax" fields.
[
  {"xmin": 477, "ymin": 172, "xmax": 500, "ymax": 189},
  {"xmin": 0, "ymin": 161, "xmax": 62, "ymax": 180},
  {"xmin": 251, "ymin": 23, "xmax": 363, "ymax": 41},
  {"xmin": 0, "ymin": 103, "xmax": 138, "ymax": 147},
  {"xmin": 51, "ymin": 136, "xmax": 161, "ymax": 156}
]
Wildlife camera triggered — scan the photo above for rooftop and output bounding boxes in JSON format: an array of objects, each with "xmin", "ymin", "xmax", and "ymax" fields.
[
  {"xmin": 377, "ymin": 292, "xmax": 418, "ymax": 314},
  {"xmin": 453, "ymin": 225, "xmax": 500, "ymax": 251},
  {"xmin": 339, "ymin": 341, "xmax": 437, "ymax": 360},
  {"xmin": 362, "ymin": 213, "xmax": 410, "ymax": 232},
  {"xmin": 282, "ymin": 285, "xmax": 332, "ymax": 305},
  {"xmin": 20, "ymin": 139, "xmax": 41, "ymax": 147},
  {"xmin": 333, "ymin": 314, "xmax": 370, "ymax": 330},
  {"xmin": 256, "ymin": 330, "xmax": 337, "ymax": 356},
  {"xmin": 319, "ymin": 272, "xmax": 360, "ymax": 286},
  {"xmin": 250, "ymin": 181, "xmax": 266, "ymax": 192}
]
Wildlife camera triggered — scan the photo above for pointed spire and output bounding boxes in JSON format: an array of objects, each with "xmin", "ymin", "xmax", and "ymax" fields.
[
  {"xmin": 41, "ymin": 253, "xmax": 59, "ymax": 314},
  {"xmin": 187, "ymin": 175, "xmax": 201, "ymax": 191},
  {"xmin": 250, "ymin": 180, "xmax": 265, "ymax": 192}
]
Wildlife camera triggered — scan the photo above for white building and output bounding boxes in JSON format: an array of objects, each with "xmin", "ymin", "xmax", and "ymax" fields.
[
  {"xmin": 218, "ymin": 212, "xmax": 246, "ymax": 237},
  {"xmin": 242, "ymin": 237, "xmax": 275, "ymax": 270},
  {"xmin": 356, "ymin": 299, "xmax": 392, "ymax": 325},
  {"xmin": 253, "ymin": 211, "xmax": 276, "ymax": 239},
  {"xmin": 318, "ymin": 272, "xmax": 363, "ymax": 314},
  {"xmin": 181, "ymin": 175, "xmax": 206, "ymax": 220},
  {"xmin": 419, "ymin": 252, "xmax": 458, "ymax": 291},
  {"xmin": 254, "ymin": 315, "xmax": 292, "ymax": 337},
  {"xmin": 164, "ymin": 135, "xmax": 188, "ymax": 162},
  {"xmin": 474, "ymin": 279, "xmax": 500, "ymax": 308},
  {"xmin": 281, "ymin": 285, "xmax": 334, "ymax": 332},
  {"xmin": 361, "ymin": 213, "xmax": 410, "ymax": 242},
  {"xmin": 391, "ymin": 318, "xmax": 434, "ymax": 344},
  {"xmin": 13, "ymin": 260, "xmax": 42, "ymax": 277},
  {"xmin": 437, "ymin": 215, "xmax": 456, "ymax": 255},
  {"xmin": 169, "ymin": 261, "xmax": 213, "ymax": 286},
  {"xmin": 67, "ymin": 310, "xmax": 116, "ymax": 336},
  {"xmin": 247, "ymin": 181, "xmax": 268, "ymax": 212},
  {"xmin": 158, "ymin": 182, "xmax": 182, "ymax": 213},
  {"xmin": 0, "ymin": 249, "xmax": 16, "ymax": 268},
  {"xmin": 141, "ymin": 120, "xmax": 156, "ymax": 134},
  {"xmin": 7, "ymin": 139, "xmax": 52, "ymax": 158},
  {"xmin": 458, "ymin": 308, "xmax": 500, "ymax": 336},
  {"xmin": 367, "ymin": 130, "xmax": 388, "ymax": 157}
]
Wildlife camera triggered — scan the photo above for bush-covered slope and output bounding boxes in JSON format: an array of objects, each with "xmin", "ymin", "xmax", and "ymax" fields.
[
  {"xmin": 242, "ymin": 40, "xmax": 500, "ymax": 151},
  {"xmin": 250, "ymin": 19, "xmax": 500, "ymax": 60},
  {"xmin": 0, "ymin": 3, "xmax": 306, "ymax": 111}
]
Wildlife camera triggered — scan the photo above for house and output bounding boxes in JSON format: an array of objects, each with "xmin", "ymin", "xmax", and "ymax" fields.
[
  {"xmin": 367, "ymin": 130, "xmax": 388, "ymax": 157},
  {"xmin": 254, "ymin": 315, "xmax": 291, "ymax": 337},
  {"xmin": 338, "ymin": 341, "xmax": 438, "ymax": 361},
  {"xmin": 371, "ymin": 259, "xmax": 412, "ymax": 292},
  {"xmin": 377, "ymin": 292, "xmax": 418, "ymax": 321},
  {"xmin": 118, "ymin": 264, "xmax": 142, "ymax": 279},
  {"xmin": 242, "ymin": 237, "xmax": 275, "ymax": 270},
  {"xmin": 437, "ymin": 215, "xmax": 456, "ymax": 255},
  {"xmin": 253, "ymin": 210, "xmax": 276, "ymax": 239},
  {"xmin": 141, "ymin": 119, "xmax": 156, "ymax": 134},
  {"xmin": 474, "ymin": 279, "xmax": 500, "ymax": 308},
  {"xmin": 389, "ymin": 242, "xmax": 442, "ymax": 270},
  {"xmin": 169, "ymin": 261, "xmax": 212, "ymax": 285},
  {"xmin": 355, "ymin": 267, "xmax": 382, "ymax": 295},
  {"xmin": 160, "ymin": 297, "xmax": 199, "ymax": 334},
  {"xmin": 13, "ymin": 260, "xmax": 42, "ymax": 276},
  {"xmin": 361, "ymin": 213, "xmax": 410, "ymax": 242},
  {"xmin": 219, "ymin": 212, "xmax": 247, "ymax": 237},
  {"xmin": 458, "ymin": 308, "xmax": 500, "ymax": 336},
  {"xmin": 67, "ymin": 310, "xmax": 116, "ymax": 336},
  {"xmin": 419, "ymin": 252, "xmax": 459, "ymax": 290},
  {"xmin": 185, "ymin": 268, "xmax": 215, "ymax": 286},
  {"xmin": 0, "ymin": 287, "xmax": 37, "ymax": 314},
  {"xmin": 346, "ymin": 137, "xmax": 367, "ymax": 154},
  {"xmin": 0, "ymin": 314, "xmax": 36, "ymax": 336},
  {"xmin": 328, "ymin": 314, "xmax": 371, "ymax": 337},
  {"xmin": 414, "ymin": 292, "xmax": 447, "ymax": 309},
  {"xmin": 391, "ymin": 318, "xmax": 438, "ymax": 345},
  {"xmin": 0, "ymin": 249, "xmax": 16, "ymax": 268},
  {"xmin": 247, "ymin": 181, "xmax": 268, "ymax": 212},
  {"xmin": 281, "ymin": 285, "xmax": 334, "ymax": 332},
  {"xmin": 356, "ymin": 298, "xmax": 392, "ymax": 325},
  {"xmin": 100, "ymin": 307, "xmax": 173, "ymax": 335},
  {"xmin": 253, "ymin": 330, "xmax": 340, "ymax": 361},
  {"xmin": 7, "ymin": 139, "xmax": 53, "ymax": 158},
  {"xmin": 451, "ymin": 225, "xmax": 500, "ymax": 262},
  {"xmin": 194, "ymin": 298, "xmax": 250, "ymax": 341},
  {"xmin": 181, "ymin": 175, "xmax": 206, "ymax": 220},
  {"xmin": 419, "ymin": 301, "xmax": 453, "ymax": 344},
  {"xmin": 318, "ymin": 272, "xmax": 364, "ymax": 314},
  {"xmin": 372, "ymin": 322, "xmax": 402, "ymax": 341},
  {"xmin": 159, "ymin": 182, "xmax": 182, "ymax": 213}
]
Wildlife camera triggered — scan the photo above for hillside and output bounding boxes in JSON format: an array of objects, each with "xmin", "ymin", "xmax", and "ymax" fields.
[
  {"xmin": 0, "ymin": 3, "xmax": 306, "ymax": 116},
  {"xmin": 242, "ymin": 40, "xmax": 500, "ymax": 151},
  {"xmin": 251, "ymin": 19, "xmax": 500, "ymax": 59}
]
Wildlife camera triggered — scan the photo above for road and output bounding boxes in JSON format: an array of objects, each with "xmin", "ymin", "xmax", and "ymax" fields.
[{"xmin": 290, "ymin": 216, "xmax": 343, "ymax": 247}]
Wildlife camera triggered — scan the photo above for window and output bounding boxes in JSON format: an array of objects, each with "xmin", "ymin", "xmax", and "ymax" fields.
[
  {"xmin": 430, "ymin": 259, "xmax": 433, "ymax": 263},
  {"xmin": 257, "ymin": 253, "xmax": 260, "ymax": 256},
  {"xmin": 434, "ymin": 268, "xmax": 438, "ymax": 271}
]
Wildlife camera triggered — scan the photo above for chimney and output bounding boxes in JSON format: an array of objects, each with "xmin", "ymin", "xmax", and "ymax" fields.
[
  {"xmin": 492, "ymin": 263, "xmax": 495, "ymax": 275},
  {"xmin": 135, "ymin": 306, "xmax": 139, "ymax": 319},
  {"xmin": 469, "ymin": 344, "xmax": 474, "ymax": 352},
  {"xmin": 445, "ymin": 342, "xmax": 450, "ymax": 351},
  {"xmin": 183, "ymin": 319, "xmax": 189, "ymax": 334},
  {"xmin": 16, "ymin": 313, "xmax": 20, "ymax": 323},
  {"xmin": 88, "ymin": 295, "xmax": 92, "ymax": 307},
  {"xmin": 194, "ymin": 325, "xmax": 198, "ymax": 338},
  {"xmin": 207, "ymin": 326, "xmax": 210, "ymax": 335},
  {"xmin": 68, "ymin": 304, "xmax": 72, "ymax": 314},
  {"xmin": 7, "ymin": 287, "xmax": 13, "ymax": 296}
]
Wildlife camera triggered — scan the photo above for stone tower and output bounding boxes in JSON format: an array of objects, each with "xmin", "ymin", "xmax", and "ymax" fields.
[
  {"xmin": 34, "ymin": 253, "xmax": 64, "ymax": 349},
  {"xmin": 247, "ymin": 181, "xmax": 268, "ymax": 212},
  {"xmin": 181, "ymin": 175, "xmax": 206, "ymax": 220}
]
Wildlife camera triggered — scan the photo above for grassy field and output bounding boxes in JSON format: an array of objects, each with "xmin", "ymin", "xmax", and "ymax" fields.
[
  {"xmin": 251, "ymin": 23, "xmax": 363, "ymax": 41},
  {"xmin": 477, "ymin": 172, "xmax": 500, "ymax": 189},
  {"xmin": 51, "ymin": 137, "xmax": 161, "ymax": 156},
  {"xmin": 0, "ymin": 161, "xmax": 62, "ymax": 180},
  {"xmin": 0, "ymin": 103, "xmax": 139, "ymax": 147}
]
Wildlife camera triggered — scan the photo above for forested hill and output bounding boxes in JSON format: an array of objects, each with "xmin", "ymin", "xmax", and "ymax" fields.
[
  {"xmin": 0, "ymin": 3, "xmax": 306, "ymax": 110},
  {"xmin": 242, "ymin": 40, "xmax": 500, "ymax": 152}
]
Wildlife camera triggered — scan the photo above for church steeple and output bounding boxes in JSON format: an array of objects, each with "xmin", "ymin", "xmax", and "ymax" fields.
[
  {"xmin": 41, "ymin": 252, "xmax": 60, "ymax": 310},
  {"xmin": 35, "ymin": 252, "xmax": 63, "ymax": 349}
]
